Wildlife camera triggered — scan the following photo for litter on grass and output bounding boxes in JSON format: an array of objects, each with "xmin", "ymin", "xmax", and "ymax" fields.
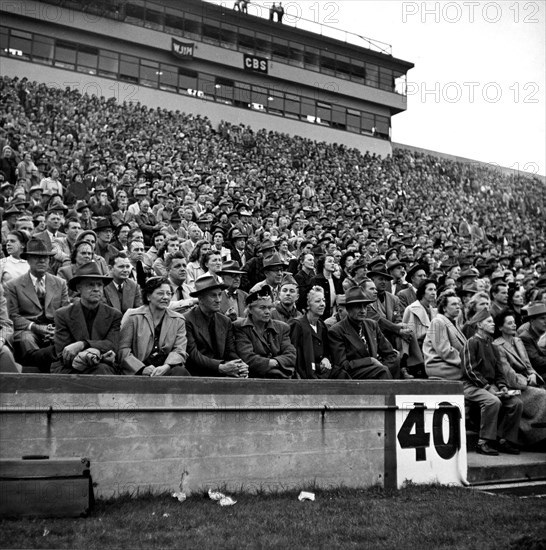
[
  {"xmin": 42, "ymin": 529, "xmax": 50, "ymax": 537},
  {"xmin": 172, "ymin": 491, "xmax": 187, "ymax": 502},
  {"xmin": 208, "ymin": 488, "xmax": 237, "ymax": 506},
  {"xmin": 162, "ymin": 513, "xmax": 170, "ymax": 518},
  {"xmin": 298, "ymin": 491, "xmax": 316, "ymax": 502}
]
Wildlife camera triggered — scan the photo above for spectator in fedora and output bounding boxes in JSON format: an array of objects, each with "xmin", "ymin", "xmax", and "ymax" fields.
[
  {"xmin": 329, "ymin": 287, "xmax": 398, "ymax": 379},
  {"xmin": 51, "ymin": 262, "xmax": 120, "ymax": 374},
  {"xmin": 5, "ymin": 238, "xmax": 69, "ymax": 371},
  {"xmin": 249, "ymin": 252, "xmax": 288, "ymax": 300},
  {"xmin": 94, "ymin": 217, "xmax": 119, "ymax": 265},
  {"xmin": 241, "ymin": 238, "xmax": 276, "ymax": 292},
  {"xmin": 184, "ymin": 274, "xmax": 248, "ymax": 377},
  {"xmin": 228, "ymin": 228, "xmax": 250, "ymax": 267},
  {"xmin": 271, "ymin": 273, "xmax": 302, "ymax": 323},
  {"xmin": 218, "ymin": 260, "xmax": 248, "ymax": 321},
  {"xmin": 518, "ymin": 302, "xmax": 546, "ymax": 376},
  {"xmin": 119, "ymin": 277, "xmax": 190, "ymax": 376},
  {"xmin": 233, "ymin": 285, "xmax": 296, "ymax": 378}
]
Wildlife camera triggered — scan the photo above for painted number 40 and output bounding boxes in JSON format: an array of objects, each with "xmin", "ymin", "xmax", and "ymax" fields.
[{"xmin": 397, "ymin": 402, "xmax": 461, "ymax": 461}]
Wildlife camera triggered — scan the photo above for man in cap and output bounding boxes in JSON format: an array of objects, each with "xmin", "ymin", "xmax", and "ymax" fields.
[
  {"xmin": 51, "ymin": 262, "xmax": 121, "ymax": 374},
  {"xmin": 387, "ymin": 259, "xmax": 408, "ymax": 295},
  {"xmin": 94, "ymin": 217, "xmax": 119, "ymax": 265},
  {"xmin": 103, "ymin": 251, "xmax": 143, "ymax": 315},
  {"xmin": 517, "ymin": 303, "xmax": 546, "ymax": 376},
  {"xmin": 270, "ymin": 273, "xmax": 302, "ymax": 323},
  {"xmin": 1, "ymin": 204, "xmax": 22, "ymax": 242},
  {"xmin": 396, "ymin": 264, "xmax": 429, "ymax": 311},
  {"xmin": 241, "ymin": 239, "xmax": 276, "ymax": 292},
  {"xmin": 329, "ymin": 287, "xmax": 398, "ymax": 379},
  {"xmin": 249, "ymin": 252, "xmax": 288, "ymax": 300},
  {"xmin": 5, "ymin": 238, "xmax": 69, "ymax": 371},
  {"xmin": 228, "ymin": 228, "xmax": 250, "ymax": 267},
  {"xmin": 218, "ymin": 260, "xmax": 248, "ymax": 321},
  {"xmin": 183, "ymin": 274, "xmax": 248, "ymax": 378}
]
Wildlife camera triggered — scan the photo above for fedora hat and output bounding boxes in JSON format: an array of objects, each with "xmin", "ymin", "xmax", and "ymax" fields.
[
  {"xmin": 68, "ymin": 262, "xmax": 112, "ymax": 291},
  {"xmin": 523, "ymin": 302, "xmax": 546, "ymax": 319},
  {"xmin": 461, "ymin": 282, "xmax": 479, "ymax": 295},
  {"xmin": 258, "ymin": 239, "xmax": 276, "ymax": 253},
  {"xmin": 189, "ymin": 275, "xmax": 227, "ymax": 297},
  {"xmin": 367, "ymin": 270, "xmax": 393, "ymax": 281},
  {"xmin": 94, "ymin": 217, "xmax": 114, "ymax": 232},
  {"xmin": 263, "ymin": 253, "xmax": 288, "ymax": 269},
  {"xmin": 75, "ymin": 200, "xmax": 90, "ymax": 212},
  {"xmin": 406, "ymin": 264, "xmax": 428, "ymax": 281},
  {"xmin": 345, "ymin": 287, "xmax": 375, "ymax": 306},
  {"xmin": 229, "ymin": 228, "xmax": 248, "ymax": 241},
  {"xmin": 386, "ymin": 259, "xmax": 406, "ymax": 271},
  {"xmin": 349, "ymin": 258, "xmax": 367, "ymax": 275},
  {"xmin": 21, "ymin": 238, "xmax": 55, "ymax": 259},
  {"xmin": 367, "ymin": 256, "xmax": 386, "ymax": 271},
  {"xmin": 218, "ymin": 260, "xmax": 245, "ymax": 275}
]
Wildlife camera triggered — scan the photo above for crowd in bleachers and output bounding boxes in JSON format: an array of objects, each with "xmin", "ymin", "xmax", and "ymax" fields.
[{"xmin": 1, "ymin": 75, "xmax": 545, "ymax": 450}]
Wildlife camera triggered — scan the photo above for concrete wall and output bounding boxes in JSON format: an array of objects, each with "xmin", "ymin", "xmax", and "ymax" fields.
[
  {"xmin": 1, "ymin": 57, "xmax": 393, "ymax": 157},
  {"xmin": 0, "ymin": 375, "xmax": 463, "ymax": 497}
]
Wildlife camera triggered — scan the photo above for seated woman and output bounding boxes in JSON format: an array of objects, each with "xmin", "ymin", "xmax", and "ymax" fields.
[
  {"xmin": 461, "ymin": 291, "xmax": 490, "ymax": 339},
  {"xmin": 462, "ymin": 310, "xmax": 523, "ymax": 455},
  {"xmin": 0, "ymin": 230, "xmax": 29, "ymax": 284},
  {"xmin": 423, "ymin": 291, "xmax": 467, "ymax": 380},
  {"xmin": 58, "ymin": 240, "xmax": 98, "ymax": 298},
  {"xmin": 403, "ymin": 279, "xmax": 437, "ymax": 350},
  {"xmin": 233, "ymin": 285, "xmax": 296, "ymax": 378},
  {"xmin": 152, "ymin": 235, "xmax": 181, "ymax": 277},
  {"xmin": 289, "ymin": 286, "xmax": 338, "ymax": 379},
  {"xmin": 185, "ymin": 239, "xmax": 211, "ymax": 289},
  {"xmin": 200, "ymin": 250, "xmax": 224, "ymax": 283},
  {"xmin": 493, "ymin": 310, "xmax": 546, "ymax": 448},
  {"xmin": 119, "ymin": 277, "xmax": 190, "ymax": 376}
]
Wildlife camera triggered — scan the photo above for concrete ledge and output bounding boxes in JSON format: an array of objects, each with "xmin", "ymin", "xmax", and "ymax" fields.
[{"xmin": 0, "ymin": 375, "xmax": 464, "ymax": 497}]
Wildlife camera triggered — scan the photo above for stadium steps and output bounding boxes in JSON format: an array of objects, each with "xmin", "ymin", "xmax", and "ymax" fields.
[{"xmin": 467, "ymin": 428, "xmax": 546, "ymax": 496}]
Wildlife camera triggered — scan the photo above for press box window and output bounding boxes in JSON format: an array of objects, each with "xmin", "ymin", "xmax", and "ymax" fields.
[
  {"xmin": 32, "ymin": 36, "xmax": 54, "ymax": 65},
  {"xmin": 9, "ymin": 29, "xmax": 32, "ymax": 59},
  {"xmin": 119, "ymin": 54, "xmax": 139, "ymax": 83},
  {"xmin": 55, "ymin": 40, "xmax": 77, "ymax": 69}
]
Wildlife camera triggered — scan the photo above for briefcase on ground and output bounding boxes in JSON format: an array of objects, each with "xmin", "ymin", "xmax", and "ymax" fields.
[{"xmin": 0, "ymin": 456, "xmax": 94, "ymax": 518}]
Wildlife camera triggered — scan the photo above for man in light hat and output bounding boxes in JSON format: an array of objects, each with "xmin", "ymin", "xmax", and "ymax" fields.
[
  {"xmin": 218, "ymin": 260, "xmax": 248, "ymax": 321},
  {"xmin": 518, "ymin": 302, "xmax": 546, "ymax": 376},
  {"xmin": 329, "ymin": 287, "xmax": 398, "ymax": 379},
  {"xmin": 271, "ymin": 273, "xmax": 302, "ymax": 323},
  {"xmin": 51, "ymin": 262, "xmax": 120, "ymax": 374},
  {"xmin": 183, "ymin": 274, "xmax": 248, "ymax": 378},
  {"xmin": 241, "ymin": 239, "xmax": 276, "ymax": 292},
  {"xmin": 5, "ymin": 238, "xmax": 69, "ymax": 371},
  {"xmin": 248, "ymin": 252, "xmax": 288, "ymax": 300}
]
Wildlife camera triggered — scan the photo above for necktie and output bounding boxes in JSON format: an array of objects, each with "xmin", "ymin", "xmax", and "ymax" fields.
[
  {"xmin": 117, "ymin": 283, "xmax": 123, "ymax": 302},
  {"xmin": 177, "ymin": 286, "xmax": 183, "ymax": 301},
  {"xmin": 36, "ymin": 277, "xmax": 46, "ymax": 300},
  {"xmin": 359, "ymin": 325, "xmax": 370, "ymax": 355},
  {"xmin": 209, "ymin": 315, "xmax": 218, "ymax": 356}
]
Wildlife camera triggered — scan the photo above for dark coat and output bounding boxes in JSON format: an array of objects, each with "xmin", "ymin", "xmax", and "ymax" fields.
[
  {"xmin": 183, "ymin": 306, "xmax": 238, "ymax": 376},
  {"xmin": 518, "ymin": 323, "xmax": 546, "ymax": 376},
  {"xmin": 233, "ymin": 317, "xmax": 296, "ymax": 378},
  {"xmin": 329, "ymin": 317, "xmax": 399, "ymax": 377},
  {"xmin": 289, "ymin": 315, "xmax": 332, "ymax": 379},
  {"xmin": 52, "ymin": 300, "xmax": 122, "ymax": 372},
  {"xmin": 309, "ymin": 273, "xmax": 342, "ymax": 319},
  {"xmin": 103, "ymin": 279, "xmax": 143, "ymax": 314}
]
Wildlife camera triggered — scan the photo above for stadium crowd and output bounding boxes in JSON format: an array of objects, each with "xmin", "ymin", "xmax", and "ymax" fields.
[{"xmin": 1, "ymin": 76, "xmax": 545, "ymax": 451}]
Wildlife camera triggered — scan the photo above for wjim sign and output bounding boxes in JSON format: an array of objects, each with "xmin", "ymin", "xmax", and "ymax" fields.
[{"xmin": 172, "ymin": 39, "xmax": 194, "ymax": 58}]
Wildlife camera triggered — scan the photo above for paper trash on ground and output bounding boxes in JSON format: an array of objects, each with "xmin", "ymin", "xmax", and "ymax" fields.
[{"xmin": 298, "ymin": 491, "xmax": 316, "ymax": 501}]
